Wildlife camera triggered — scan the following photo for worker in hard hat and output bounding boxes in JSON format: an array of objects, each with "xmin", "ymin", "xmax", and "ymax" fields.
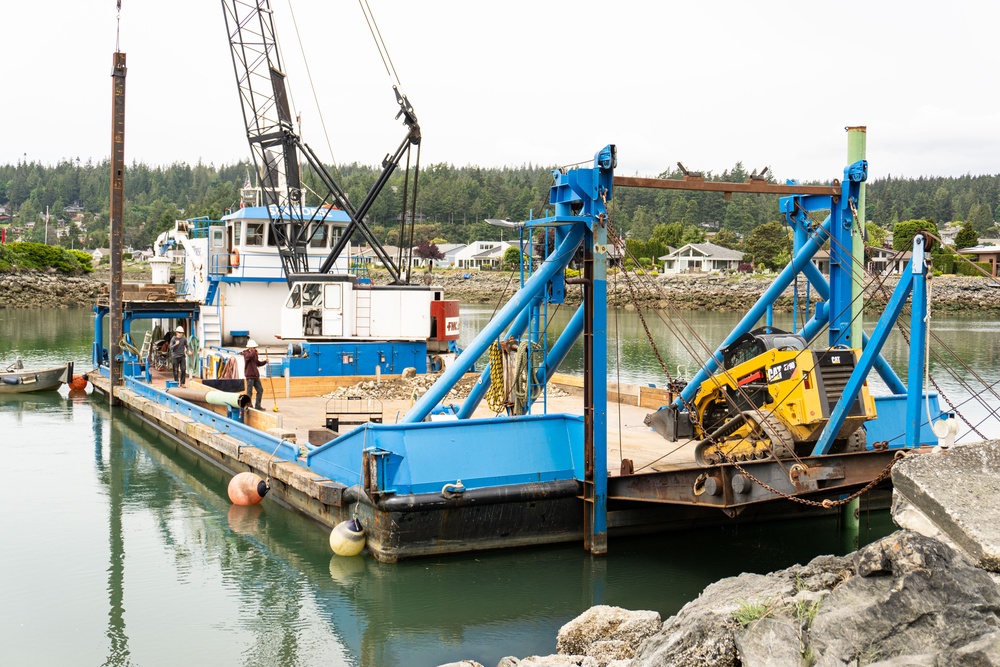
[
  {"xmin": 241, "ymin": 339, "xmax": 267, "ymax": 410},
  {"xmin": 169, "ymin": 326, "xmax": 192, "ymax": 386}
]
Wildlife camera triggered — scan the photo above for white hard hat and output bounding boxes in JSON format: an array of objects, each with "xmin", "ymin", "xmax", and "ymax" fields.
[
  {"xmin": 175, "ymin": 327, "xmax": 184, "ymax": 333},
  {"xmin": 246, "ymin": 339, "xmax": 258, "ymax": 349}
]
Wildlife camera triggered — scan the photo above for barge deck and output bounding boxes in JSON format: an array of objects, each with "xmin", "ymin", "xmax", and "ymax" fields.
[{"xmin": 87, "ymin": 367, "xmax": 904, "ymax": 562}]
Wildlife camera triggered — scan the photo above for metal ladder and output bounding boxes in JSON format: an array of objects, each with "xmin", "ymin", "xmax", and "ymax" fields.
[
  {"xmin": 138, "ymin": 331, "xmax": 153, "ymax": 364},
  {"xmin": 201, "ymin": 305, "xmax": 222, "ymax": 348},
  {"xmin": 355, "ymin": 286, "xmax": 372, "ymax": 337}
]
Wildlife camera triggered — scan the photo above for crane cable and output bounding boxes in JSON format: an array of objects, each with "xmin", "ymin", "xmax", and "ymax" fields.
[
  {"xmin": 284, "ymin": 0, "xmax": 337, "ymax": 167},
  {"xmin": 115, "ymin": 1, "xmax": 122, "ymax": 51},
  {"xmin": 358, "ymin": 0, "xmax": 402, "ymax": 87}
]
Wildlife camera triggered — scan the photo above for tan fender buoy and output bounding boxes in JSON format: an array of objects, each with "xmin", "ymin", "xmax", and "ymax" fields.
[
  {"xmin": 228, "ymin": 472, "xmax": 269, "ymax": 506},
  {"xmin": 330, "ymin": 518, "xmax": 366, "ymax": 556}
]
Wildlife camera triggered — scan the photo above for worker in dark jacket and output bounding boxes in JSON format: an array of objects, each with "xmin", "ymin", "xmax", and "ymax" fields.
[
  {"xmin": 241, "ymin": 339, "xmax": 267, "ymax": 410},
  {"xmin": 169, "ymin": 326, "xmax": 192, "ymax": 386}
]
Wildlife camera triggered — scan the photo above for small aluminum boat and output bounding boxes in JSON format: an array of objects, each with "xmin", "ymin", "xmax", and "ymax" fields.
[{"xmin": 0, "ymin": 360, "xmax": 72, "ymax": 394}]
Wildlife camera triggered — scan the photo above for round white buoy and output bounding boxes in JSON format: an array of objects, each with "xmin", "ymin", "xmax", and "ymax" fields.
[
  {"xmin": 330, "ymin": 518, "xmax": 366, "ymax": 556},
  {"xmin": 228, "ymin": 472, "xmax": 269, "ymax": 506}
]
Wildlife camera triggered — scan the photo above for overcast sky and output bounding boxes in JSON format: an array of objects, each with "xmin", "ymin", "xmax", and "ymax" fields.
[{"xmin": 4, "ymin": 1, "xmax": 998, "ymax": 182}]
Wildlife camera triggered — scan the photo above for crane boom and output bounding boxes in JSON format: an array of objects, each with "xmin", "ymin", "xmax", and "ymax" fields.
[{"xmin": 220, "ymin": 0, "xmax": 420, "ymax": 285}]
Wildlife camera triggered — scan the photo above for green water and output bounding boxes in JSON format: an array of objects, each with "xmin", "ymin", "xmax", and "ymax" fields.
[{"xmin": 1, "ymin": 307, "xmax": 995, "ymax": 666}]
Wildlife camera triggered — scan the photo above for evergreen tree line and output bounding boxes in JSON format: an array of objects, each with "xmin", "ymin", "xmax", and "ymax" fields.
[{"xmin": 1, "ymin": 159, "xmax": 998, "ymax": 252}]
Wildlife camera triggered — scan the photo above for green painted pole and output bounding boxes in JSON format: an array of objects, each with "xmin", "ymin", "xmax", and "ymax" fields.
[{"xmin": 847, "ymin": 126, "xmax": 866, "ymax": 349}]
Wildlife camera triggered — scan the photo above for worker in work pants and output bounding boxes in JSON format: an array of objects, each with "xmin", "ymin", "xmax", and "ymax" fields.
[{"xmin": 241, "ymin": 339, "xmax": 267, "ymax": 410}]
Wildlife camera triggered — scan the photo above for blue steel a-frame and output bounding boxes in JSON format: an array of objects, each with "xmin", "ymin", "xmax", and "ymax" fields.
[
  {"xmin": 672, "ymin": 159, "xmax": 942, "ymax": 451},
  {"xmin": 307, "ymin": 145, "xmax": 617, "ymax": 553}
]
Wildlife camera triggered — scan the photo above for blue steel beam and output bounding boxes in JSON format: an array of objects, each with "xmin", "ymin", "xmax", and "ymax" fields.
[
  {"xmin": 828, "ymin": 161, "xmax": 867, "ymax": 348},
  {"xmin": 586, "ymin": 217, "xmax": 609, "ymax": 554},
  {"xmin": 904, "ymin": 235, "xmax": 929, "ymax": 449},
  {"xmin": 811, "ymin": 239, "xmax": 923, "ymax": 455},
  {"xmin": 677, "ymin": 216, "xmax": 832, "ymax": 406},
  {"xmin": 404, "ymin": 224, "xmax": 585, "ymax": 423}
]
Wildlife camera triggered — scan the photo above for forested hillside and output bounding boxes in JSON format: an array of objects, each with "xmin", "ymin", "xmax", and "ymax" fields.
[{"xmin": 1, "ymin": 159, "xmax": 998, "ymax": 251}]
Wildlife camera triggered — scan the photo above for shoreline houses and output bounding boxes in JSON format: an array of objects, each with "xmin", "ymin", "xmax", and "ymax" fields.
[
  {"xmin": 659, "ymin": 242, "xmax": 744, "ymax": 274},
  {"xmin": 958, "ymin": 243, "xmax": 1000, "ymax": 277}
]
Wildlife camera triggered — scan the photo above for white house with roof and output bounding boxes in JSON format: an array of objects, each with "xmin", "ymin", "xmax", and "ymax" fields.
[
  {"xmin": 868, "ymin": 247, "xmax": 913, "ymax": 277},
  {"xmin": 410, "ymin": 243, "xmax": 467, "ymax": 269},
  {"xmin": 958, "ymin": 243, "xmax": 1000, "ymax": 277},
  {"xmin": 810, "ymin": 247, "xmax": 912, "ymax": 278},
  {"xmin": 660, "ymin": 242, "xmax": 744, "ymax": 274},
  {"xmin": 349, "ymin": 244, "xmax": 402, "ymax": 268},
  {"xmin": 454, "ymin": 241, "xmax": 513, "ymax": 270}
]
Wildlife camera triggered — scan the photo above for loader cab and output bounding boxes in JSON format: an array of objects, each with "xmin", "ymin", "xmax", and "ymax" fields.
[{"xmin": 721, "ymin": 326, "xmax": 806, "ymax": 370}]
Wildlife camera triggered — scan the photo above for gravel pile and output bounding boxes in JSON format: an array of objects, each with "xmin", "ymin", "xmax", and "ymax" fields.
[
  {"xmin": 323, "ymin": 373, "xmax": 570, "ymax": 403},
  {"xmin": 323, "ymin": 374, "xmax": 482, "ymax": 402}
]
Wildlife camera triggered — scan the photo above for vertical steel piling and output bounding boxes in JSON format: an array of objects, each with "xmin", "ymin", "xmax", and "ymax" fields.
[{"xmin": 109, "ymin": 52, "xmax": 127, "ymax": 406}]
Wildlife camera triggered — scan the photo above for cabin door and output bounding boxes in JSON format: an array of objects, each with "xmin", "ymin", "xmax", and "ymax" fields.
[
  {"xmin": 322, "ymin": 284, "xmax": 344, "ymax": 336},
  {"xmin": 208, "ymin": 226, "xmax": 227, "ymax": 275}
]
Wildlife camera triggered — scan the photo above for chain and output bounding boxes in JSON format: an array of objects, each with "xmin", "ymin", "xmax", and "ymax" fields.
[
  {"xmin": 721, "ymin": 447, "xmax": 902, "ymax": 508},
  {"xmin": 849, "ymin": 197, "xmax": 864, "ymax": 237}
]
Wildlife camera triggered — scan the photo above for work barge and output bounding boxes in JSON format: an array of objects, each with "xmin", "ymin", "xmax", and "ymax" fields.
[{"xmin": 90, "ymin": 141, "xmax": 952, "ymax": 562}]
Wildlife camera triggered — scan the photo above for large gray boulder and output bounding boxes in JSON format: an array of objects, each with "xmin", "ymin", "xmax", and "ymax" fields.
[
  {"xmin": 556, "ymin": 605, "xmax": 661, "ymax": 662},
  {"xmin": 499, "ymin": 656, "xmax": 597, "ymax": 667},
  {"xmin": 807, "ymin": 531, "xmax": 1000, "ymax": 665},
  {"xmin": 892, "ymin": 440, "xmax": 1000, "ymax": 571},
  {"xmin": 631, "ymin": 531, "xmax": 1000, "ymax": 667}
]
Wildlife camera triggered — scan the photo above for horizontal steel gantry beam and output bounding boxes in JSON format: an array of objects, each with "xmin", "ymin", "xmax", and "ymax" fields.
[{"xmin": 613, "ymin": 175, "xmax": 840, "ymax": 199}]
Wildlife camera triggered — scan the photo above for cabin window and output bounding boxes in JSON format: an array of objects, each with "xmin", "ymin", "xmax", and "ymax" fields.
[
  {"xmin": 724, "ymin": 340, "xmax": 765, "ymax": 370},
  {"xmin": 285, "ymin": 285, "xmax": 301, "ymax": 309},
  {"xmin": 270, "ymin": 222, "xmax": 293, "ymax": 247},
  {"xmin": 233, "ymin": 222, "xmax": 242, "ymax": 246},
  {"xmin": 246, "ymin": 222, "xmax": 265, "ymax": 247},
  {"xmin": 301, "ymin": 283, "xmax": 322, "ymax": 307},
  {"xmin": 324, "ymin": 284, "xmax": 342, "ymax": 309},
  {"xmin": 309, "ymin": 224, "xmax": 329, "ymax": 248}
]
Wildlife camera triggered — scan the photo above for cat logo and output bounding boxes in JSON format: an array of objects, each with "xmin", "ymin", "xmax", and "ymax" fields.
[{"xmin": 767, "ymin": 360, "xmax": 797, "ymax": 383}]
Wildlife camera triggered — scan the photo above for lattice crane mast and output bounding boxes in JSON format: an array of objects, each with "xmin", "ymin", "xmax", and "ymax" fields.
[{"xmin": 220, "ymin": 0, "xmax": 420, "ymax": 285}]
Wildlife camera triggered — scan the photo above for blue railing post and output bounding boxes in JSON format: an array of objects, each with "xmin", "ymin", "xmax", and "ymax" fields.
[{"xmin": 905, "ymin": 235, "xmax": 929, "ymax": 449}]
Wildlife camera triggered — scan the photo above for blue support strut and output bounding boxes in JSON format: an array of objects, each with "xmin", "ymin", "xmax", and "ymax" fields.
[
  {"xmin": 405, "ymin": 225, "xmax": 585, "ymax": 423},
  {"xmin": 904, "ymin": 235, "xmax": 929, "ymax": 449},
  {"xmin": 677, "ymin": 217, "xmax": 832, "ymax": 407},
  {"xmin": 811, "ymin": 236, "xmax": 926, "ymax": 455},
  {"xmin": 456, "ymin": 307, "xmax": 533, "ymax": 419}
]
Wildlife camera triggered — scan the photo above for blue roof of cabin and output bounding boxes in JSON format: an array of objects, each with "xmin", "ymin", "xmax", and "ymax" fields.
[{"xmin": 223, "ymin": 206, "xmax": 352, "ymax": 223}]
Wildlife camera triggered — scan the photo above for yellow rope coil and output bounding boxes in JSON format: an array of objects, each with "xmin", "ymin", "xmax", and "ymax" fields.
[{"xmin": 485, "ymin": 341, "xmax": 507, "ymax": 413}]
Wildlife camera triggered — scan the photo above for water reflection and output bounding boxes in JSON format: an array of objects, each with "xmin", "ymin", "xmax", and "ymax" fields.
[
  {"xmin": 85, "ymin": 398, "xmax": 895, "ymax": 667},
  {"xmin": 94, "ymin": 401, "xmax": 353, "ymax": 666}
]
